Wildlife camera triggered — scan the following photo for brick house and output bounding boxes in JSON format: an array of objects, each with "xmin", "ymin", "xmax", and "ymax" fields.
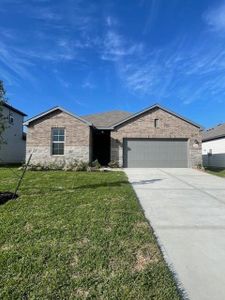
[{"xmin": 24, "ymin": 104, "xmax": 202, "ymax": 168}]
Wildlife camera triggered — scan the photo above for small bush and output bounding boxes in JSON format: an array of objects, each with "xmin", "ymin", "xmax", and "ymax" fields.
[
  {"xmin": 108, "ymin": 160, "xmax": 120, "ymax": 168},
  {"xmin": 63, "ymin": 159, "xmax": 79, "ymax": 171},
  {"xmin": 91, "ymin": 159, "xmax": 101, "ymax": 169},
  {"xmin": 27, "ymin": 160, "xmax": 90, "ymax": 171},
  {"xmin": 75, "ymin": 161, "xmax": 89, "ymax": 171},
  {"xmin": 197, "ymin": 163, "xmax": 203, "ymax": 169},
  {"xmin": 27, "ymin": 163, "xmax": 45, "ymax": 171}
]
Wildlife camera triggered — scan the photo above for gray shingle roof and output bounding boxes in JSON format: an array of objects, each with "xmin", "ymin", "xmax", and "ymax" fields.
[
  {"xmin": 82, "ymin": 110, "xmax": 132, "ymax": 128},
  {"xmin": 3, "ymin": 102, "xmax": 27, "ymax": 116},
  {"xmin": 203, "ymin": 123, "xmax": 225, "ymax": 141}
]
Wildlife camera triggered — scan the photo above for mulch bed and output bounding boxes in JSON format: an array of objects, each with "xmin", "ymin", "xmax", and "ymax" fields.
[{"xmin": 0, "ymin": 192, "xmax": 18, "ymax": 205}]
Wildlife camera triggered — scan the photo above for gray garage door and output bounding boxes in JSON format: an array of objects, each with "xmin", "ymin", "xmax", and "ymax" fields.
[{"xmin": 124, "ymin": 138, "xmax": 188, "ymax": 168}]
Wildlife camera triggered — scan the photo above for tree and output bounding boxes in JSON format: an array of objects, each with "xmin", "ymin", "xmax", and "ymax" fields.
[
  {"xmin": 0, "ymin": 80, "xmax": 7, "ymax": 146},
  {"xmin": 0, "ymin": 80, "xmax": 7, "ymax": 102}
]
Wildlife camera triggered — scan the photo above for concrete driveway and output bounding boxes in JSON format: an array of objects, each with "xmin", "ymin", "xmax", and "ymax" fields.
[{"xmin": 125, "ymin": 168, "xmax": 225, "ymax": 300}]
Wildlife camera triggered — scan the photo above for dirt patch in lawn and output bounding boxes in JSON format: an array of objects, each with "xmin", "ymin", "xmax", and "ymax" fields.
[{"xmin": 134, "ymin": 244, "xmax": 159, "ymax": 272}]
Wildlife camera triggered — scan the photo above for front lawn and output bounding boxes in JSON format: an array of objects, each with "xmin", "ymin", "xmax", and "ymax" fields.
[
  {"xmin": 205, "ymin": 168, "xmax": 225, "ymax": 178},
  {"xmin": 0, "ymin": 168, "xmax": 180, "ymax": 299}
]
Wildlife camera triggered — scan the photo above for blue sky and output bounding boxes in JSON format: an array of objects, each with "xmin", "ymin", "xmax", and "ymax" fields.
[{"xmin": 1, "ymin": 0, "xmax": 225, "ymax": 127}]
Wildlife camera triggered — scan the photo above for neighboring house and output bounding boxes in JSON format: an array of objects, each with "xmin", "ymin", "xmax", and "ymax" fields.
[
  {"xmin": 0, "ymin": 102, "xmax": 27, "ymax": 164},
  {"xmin": 24, "ymin": 103, "xmax": 202, "ymax": 168},
  {"xmin": 202, "ymin": 123, "xmax": 225, "ymax": 168}
]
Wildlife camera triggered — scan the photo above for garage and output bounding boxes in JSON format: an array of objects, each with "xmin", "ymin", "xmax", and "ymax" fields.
[{"xmin": 123, "ymin": 138, "xmax": 188, "ymax": 168}]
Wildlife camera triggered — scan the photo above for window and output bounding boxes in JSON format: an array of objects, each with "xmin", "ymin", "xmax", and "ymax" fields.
[
  {"xmin": 9, "ymin": 113, "xmax": 14, "ymax": 124},
  {"xmin": 52, "ymin": 128, "xmax": 65, "ymax": 155},
  {"xmin": 154, "ymin": 118, "xmax": 159, "ymax": 128}
]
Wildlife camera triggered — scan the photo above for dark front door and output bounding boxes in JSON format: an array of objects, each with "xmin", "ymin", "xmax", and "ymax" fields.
[{"xmin": 92, "ymin": 130, "xmax": 110, "ymax": 166}]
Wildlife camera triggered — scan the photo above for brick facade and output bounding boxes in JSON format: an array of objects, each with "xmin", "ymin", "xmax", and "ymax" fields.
[
  {"xmin": 111, "ymin": 108, "xmax": 202, "ymax": 167},
  {"xmin": 26, "ymin": 110, "xmax": 91, "ymax": 164}
]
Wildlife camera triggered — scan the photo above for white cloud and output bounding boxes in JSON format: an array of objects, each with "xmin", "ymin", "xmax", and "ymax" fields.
[
  {"xmin": 204, "ymin": 2, "xmax": 225, "ymax": 32},
  {"xmin": 32, "ymin": 7, "xmax": 62, "ymax": 21},
  {"xmin": 74, "ymin": 99, "xmax": 90, "ymax": 108},
  {"xmin": 0, "ymin": 30, "xmax": 78, "ymax": 85},
  {"xmin": 0, "ymin": 41, "xmax": 36, "ymax": 83},
  {"xmin": 119, "ymin": 62, "xmax": 157, "ymax": 93},
  {"xmin": 1, "ymin": 0, "xmax": 225, "ymax": 107},
  {"xmin": 101, "ymin": 30, "xmax": 143, "ymax": 61},
  {"xmin": 82, "ymin": 79, "xmax": 95, "ymax": 89},
  {"xmin": 0, "ymin": 29, "xmax": 16, "ymax": 40},
  {"xmin": 113, "ymin": 37, "xmax": 225, "ymax": 104},
  {"xmin": 142, "ymin": 0, "xmax": 160, "ymax": 34},
  {"xmin": 0, "ymin": 0, "xmax": 98, "ymax": 83},
  {"xmin": 105, "ymin": 16, "xmax": 118, "ymax": 28},
  {"xmin": 106, "ymin": 16, "xmax": 113, "ymax": 27},
  {"xmin": 97, "ymin": 5, "xmax": 225, "ymax": 102}
]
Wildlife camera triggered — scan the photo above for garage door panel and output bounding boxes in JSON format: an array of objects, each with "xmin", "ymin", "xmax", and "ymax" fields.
[{"xmin": 124, "ymin": 139, "xmax": 188, "ymax": 168}]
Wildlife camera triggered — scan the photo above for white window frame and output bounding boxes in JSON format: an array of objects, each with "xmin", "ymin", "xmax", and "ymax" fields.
[{"xmin": 51, "ymin": 128, "xmax": 65, "ymax": 156}]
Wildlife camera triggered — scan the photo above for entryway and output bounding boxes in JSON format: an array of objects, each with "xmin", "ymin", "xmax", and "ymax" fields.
[{"xmin": 92, "ymin": 129, "xmax": 110, "ymax": 166}]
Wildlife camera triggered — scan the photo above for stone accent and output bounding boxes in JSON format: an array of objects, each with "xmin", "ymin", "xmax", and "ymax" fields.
[
  {"xmin": 26, "ymin": 110, "xmax": 91, "ymax": 164},
  {"xmin": 111, "ymin": 107, "xmax": 202, "ymax": 167}
]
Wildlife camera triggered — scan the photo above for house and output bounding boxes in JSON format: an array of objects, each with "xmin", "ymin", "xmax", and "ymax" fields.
[
  {"xmin": 0, "ymin": 102, "xmax": 27, "ymax": 164},
  {"xmin": 202, "ymin": 123, "xmax": 225, "ymax": 168},
  {"xmin": 24, "ymin": 104, "xmax": 202, "ymax": 168}
]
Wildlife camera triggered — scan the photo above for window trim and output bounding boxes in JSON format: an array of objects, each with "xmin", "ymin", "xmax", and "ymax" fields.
[{"xmin": 51, "ymin": 127, "xmax": 65, "ymax": 156}]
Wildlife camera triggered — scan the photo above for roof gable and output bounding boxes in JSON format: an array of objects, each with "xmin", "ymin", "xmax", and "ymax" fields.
[
  {"xmin": 111, "ymin": 104, "xmax": 203, "ymax": 129},
  {"xmin": 24, "ymin": 106, "xmax": 92, "ymax": 126}
]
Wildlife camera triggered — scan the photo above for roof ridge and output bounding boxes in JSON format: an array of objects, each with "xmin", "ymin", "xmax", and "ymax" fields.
[
  {"xmin": 205, "ymin": 122, "xmax": 225, "ymax": 131},
  {"xmin": 82, "ymin": 109, "xmax": 131, "ymax": 116}
]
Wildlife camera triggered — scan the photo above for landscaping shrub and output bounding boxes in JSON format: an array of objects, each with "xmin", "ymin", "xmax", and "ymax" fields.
[
  {"xmin": 26, "ymin": 159, "xmax": 90, "ymax": 171},
  {"xmin": 90, "ymin": 159, "xmax": 101, "ymax": 170},
  {"xmin": 196, "ymin": 163, "xmax": 203, "ymax": 169},
  {"xmin": 74, "ymin": 161, "xmax": 89, "ymax": 171},
  {"xmin": 108, "ymin": 160, "xmax": 120, "ymax": 168},
  {"xmin": 24, "ymin": 159, "xmax": 121, "ymax": 172}
]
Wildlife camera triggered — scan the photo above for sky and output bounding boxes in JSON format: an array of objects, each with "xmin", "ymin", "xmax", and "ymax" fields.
[{"xmin": 1, "ymin": 0, "xmax": 225, "ymax": 128}]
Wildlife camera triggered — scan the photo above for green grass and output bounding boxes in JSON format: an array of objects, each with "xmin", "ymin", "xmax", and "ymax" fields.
[
  {"xmin": 206, "ymin": 168, "xmax": 225, "ymax": 178},
  {"xmin": 0, "ymin": 168, "xmax": 180, "ymax": 300}
]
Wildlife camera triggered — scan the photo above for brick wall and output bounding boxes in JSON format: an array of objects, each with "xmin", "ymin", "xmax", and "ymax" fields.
[
  {"xmin": 111, "ymin": 108, "xmax": 202, "ymax": 167},
  {"xmin": 26, "ymin": 110, "xmax": 91, "ymax": 164}
]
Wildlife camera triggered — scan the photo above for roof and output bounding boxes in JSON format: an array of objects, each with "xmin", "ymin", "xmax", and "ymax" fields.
[
  {"xmin": 2, "ymin": 102, "xmax": 27, "ymax": 116},
  {"xmin": 110, "ymin": 103, "xmax": 203, "ymax": 129},
  {"xmin": 24, "ymin": 103, "xmax": 202, "ymax": 130},
  {"xmin": 24, "ymin": 106, "xmax": 92, "ymax": 126},
  {"xmin": 203, "ymin": 123, "xmax": 225, "ymax": 141},
  {"xmin": 82, "ymin": 110, "xmax": 132, "ymax": 128}
]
